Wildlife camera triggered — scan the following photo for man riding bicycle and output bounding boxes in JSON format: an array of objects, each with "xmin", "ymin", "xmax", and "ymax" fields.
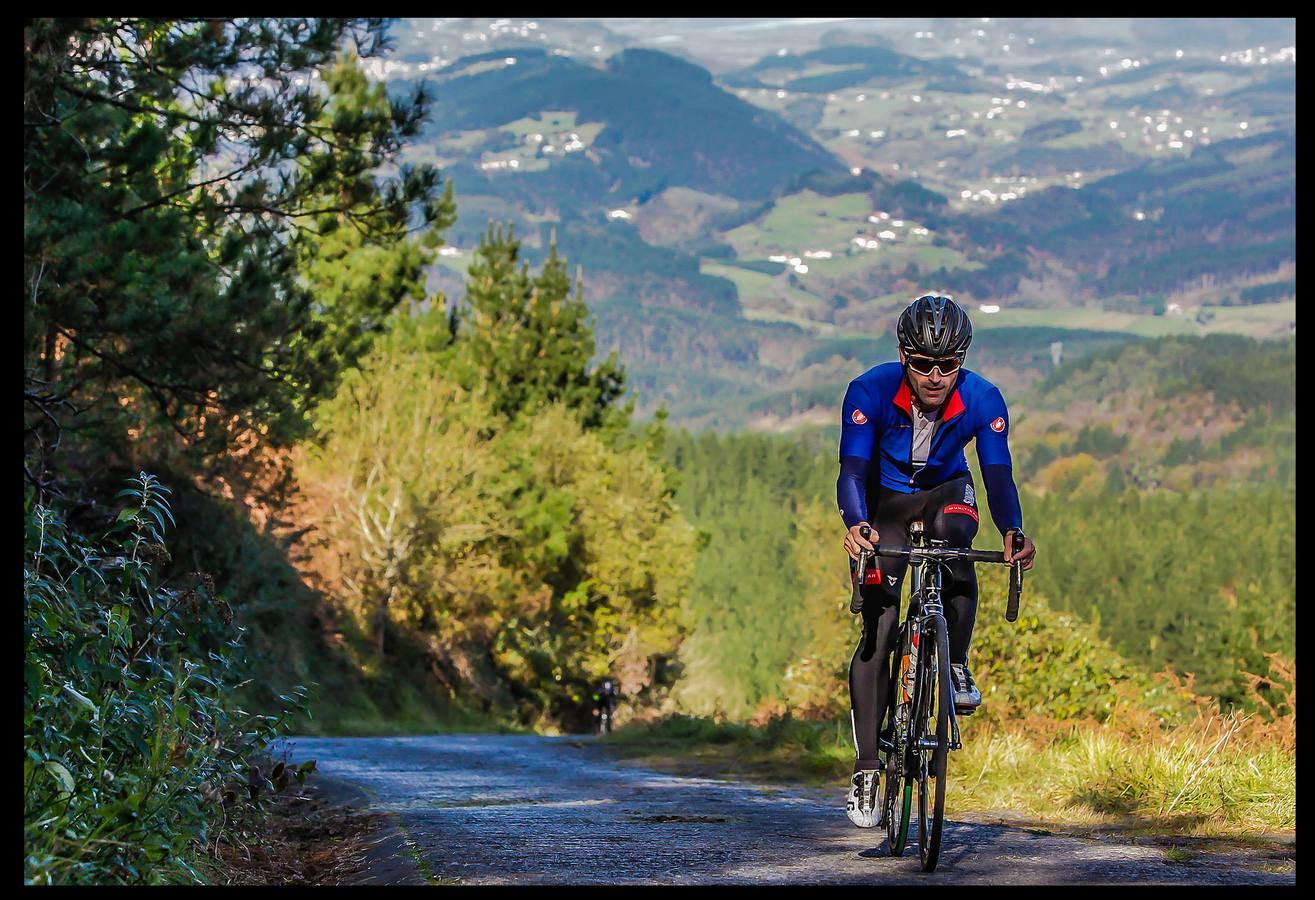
[
  {"xmin": 591, "ymin": 678, "xmax": 618, "ymax": 731},
  {"xmin": 837, "ymin": 294, "xmax": 1036, "ymax": 828}
]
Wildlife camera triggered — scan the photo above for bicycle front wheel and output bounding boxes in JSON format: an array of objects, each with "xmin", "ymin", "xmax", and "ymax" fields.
[{"xmin": 915, "ymin": 617, "xmax": 952, "ymax": 872}]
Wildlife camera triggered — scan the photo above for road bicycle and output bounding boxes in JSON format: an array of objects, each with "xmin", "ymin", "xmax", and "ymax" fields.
[
  {"xmin": 855, "ymin": 520, "xmax": 1024, "ymax": 872},
  {"xmin": 592, "ymin": 699, "xmax": 615, "ymax": 735}
]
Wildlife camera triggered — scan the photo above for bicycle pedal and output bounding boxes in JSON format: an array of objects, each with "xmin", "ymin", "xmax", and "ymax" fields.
[{"xmin": 953, "ymin": 703, "xmax": 978, "ymax": 716}]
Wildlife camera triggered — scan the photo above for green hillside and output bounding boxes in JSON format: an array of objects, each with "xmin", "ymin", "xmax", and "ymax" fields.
[
  {"xmin": 417, "ymin": 47, "xmax": 843, "ymax": 219},
  {"xmin": 950, "ymin": 130, "xmax": 1295, "ymax": 299},
  {"xmin": 389, "ymin": 37, "xmax": 1295, "ymax": 432},
  {"xmin": 723, "ymin": 43, "xmax": 975, "ymax": 93},
  {"xmin": 663, "ymin": 334, "xmax": 1294, "ymax": 717},
  {"xmin": 1014, "ymin": 333, "xmax": 1295, "ymax": 493}
]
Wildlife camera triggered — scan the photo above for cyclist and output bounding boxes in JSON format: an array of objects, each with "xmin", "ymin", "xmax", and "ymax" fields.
[
  {"xmin": 591, "ymin": 678, "xmax": 618, "ymax": 731},
  {"xmin": 837, "ymin": 294, "xmax": 1036, "ymax": 828}
]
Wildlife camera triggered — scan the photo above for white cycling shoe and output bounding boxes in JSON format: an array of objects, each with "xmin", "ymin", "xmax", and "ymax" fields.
[
  {"xmin": 845, "ymin": 769, "xmax": 881, "ymax": 828},
  {"xmin": 951, "ymin": 663, "xmax": 982, "ymax": 713}
]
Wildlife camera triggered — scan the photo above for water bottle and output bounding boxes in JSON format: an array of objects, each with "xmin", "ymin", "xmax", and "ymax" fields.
[{"xmin": 901, "ymin": 630, "xmax": 919, "ymax": 703}]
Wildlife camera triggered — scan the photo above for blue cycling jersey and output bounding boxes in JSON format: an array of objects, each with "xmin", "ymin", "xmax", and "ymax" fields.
[{"xmin": 837, "ymin": 362, "xmax": 1023, "ymax": 536}]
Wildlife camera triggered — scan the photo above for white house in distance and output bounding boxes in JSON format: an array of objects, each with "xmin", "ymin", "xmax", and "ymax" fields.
[{"xmin": 978, "ymin": 304, "xmax": 1000, "ymax": 314}]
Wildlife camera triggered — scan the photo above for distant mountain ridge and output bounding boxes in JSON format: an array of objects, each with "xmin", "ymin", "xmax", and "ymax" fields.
[
  {"xmin": 398, "ymin": 38, "xmax": 1294, "ymax": 430},
  {"xmin": 724, "ymin": 43, "xmax": 972, "ymax": 93},
  {"xmin": 422, "ymin": 47, "xmax": 844, "ymax": 206},
  {"xmin": 952, "ymin": 130, "xmax": 1295, "ymax": 298}
]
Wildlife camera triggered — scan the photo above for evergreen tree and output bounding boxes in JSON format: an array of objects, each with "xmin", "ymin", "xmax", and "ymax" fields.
[
  {"xmin": 23, "ymin": 19, "xmax": 452, "ymax": 500},
  {"xmin": 288, "ymin": 54, "xmax": 457, "ymax": 408},
  {"xmin": 454, "ymin": 224, "xmax": 629, "ymax": 435},
  {"xmin": 296, "ymin": 308, "xmax": 695, "ymax": 724}
]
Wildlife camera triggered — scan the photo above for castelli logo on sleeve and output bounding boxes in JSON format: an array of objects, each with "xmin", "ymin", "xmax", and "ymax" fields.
[
  {"xmin": 990, "ymin": 416, "xmax": 1006, "ymax": 432},
  {"xmin": 851, "ymin": 409, "xmax": 868, "ymax": 425}
]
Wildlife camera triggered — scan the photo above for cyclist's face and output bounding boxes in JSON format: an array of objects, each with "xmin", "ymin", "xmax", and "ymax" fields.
[{"xmin": 900, "ymin": 348, "xmax": 960, "ymax": 410}]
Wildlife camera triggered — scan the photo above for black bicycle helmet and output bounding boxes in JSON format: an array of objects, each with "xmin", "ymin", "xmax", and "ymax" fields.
[{"xmin": 896, "ymin": 294, "xmax": 973, "ymax": 357}]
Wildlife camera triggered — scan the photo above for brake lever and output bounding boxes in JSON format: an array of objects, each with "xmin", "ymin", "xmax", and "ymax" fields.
[
  {"xmin": 856, "ymin": 524, "xmax": 872, "ymax": 585},
  {"xmin": 1006, "ymin": 530, "xmax": 1025, "ymax": 622}
]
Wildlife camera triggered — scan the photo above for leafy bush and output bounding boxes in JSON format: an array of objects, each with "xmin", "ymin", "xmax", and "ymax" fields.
[
  {"xmin": 24, "ymin": 474, "xmax": 308, "ymax": 884},
  {"xmin": 1023, "ymin": 483, "xmax": 1295, "ymax": 709},
  {"xmin": 967, "ymin": 565, "xmax": 1198, "ymax": 731},
  {"xmin": 295, "ymin": 317, "xmax": 695, "ymax": 729}
]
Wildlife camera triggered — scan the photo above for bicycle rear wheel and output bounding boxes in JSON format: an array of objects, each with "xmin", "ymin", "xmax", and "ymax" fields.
[
  {"xmin": 915, "ymin": 617, "xmax": 952, "ymax": 872},
  {"xmin": 884, "ymin": 762, "xmax": 911, "ymax": 856},
  {"xmin": 884, "ymin": 629, "xmax": 912, "ymax": 857}
]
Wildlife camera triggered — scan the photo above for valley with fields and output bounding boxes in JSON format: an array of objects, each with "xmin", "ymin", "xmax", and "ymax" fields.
[{"xmin": 381, "ymin": 17, "xmax": 1294, "ymax": 428}]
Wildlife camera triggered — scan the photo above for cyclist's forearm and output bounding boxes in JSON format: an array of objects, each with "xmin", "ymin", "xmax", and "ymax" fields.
[
  {"xmin": 980, "ymin": 463, "xmax": 1023, "ymax": 536},
  {"xmin": 837, "ymin": 455, "xmax": 870, "ymax": 528}
]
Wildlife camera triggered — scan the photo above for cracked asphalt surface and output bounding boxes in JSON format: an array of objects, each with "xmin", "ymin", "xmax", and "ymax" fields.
[{"xmin": 282, "ymin": 734, "xmax": 1295, "ymax": 885}]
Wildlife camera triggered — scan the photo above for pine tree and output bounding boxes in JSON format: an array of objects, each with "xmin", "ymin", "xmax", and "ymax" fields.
[
  {"xmin": 289, "ymin": 54, "xmax": 457, "ymax": 411},
  {"xmin": 454, "ymin": 223, "xmax": 628, "ymax": 434},
  {"xmin": 23, "ymin": 20, "xmax": 452, "ymax": 500}
]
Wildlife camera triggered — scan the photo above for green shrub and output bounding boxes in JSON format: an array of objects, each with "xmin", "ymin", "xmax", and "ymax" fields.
[
  {"xmin": 297, "ymin": 326, "xmax": 695, "ymax": 728},
  {"xmin": 24, "ymin": 474, "xmax": 309, "ymax": 884}
]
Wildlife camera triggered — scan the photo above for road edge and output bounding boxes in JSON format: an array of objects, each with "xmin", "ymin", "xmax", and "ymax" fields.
[{"xmin": 309, "ymin": 774, "xmax": 431, "ymax": 885}]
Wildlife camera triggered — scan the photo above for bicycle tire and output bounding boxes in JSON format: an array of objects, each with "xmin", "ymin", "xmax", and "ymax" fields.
[
  {"xmin": 912, "ymin": 620, "xmax": 932, "ymax": 866},
  {"xmin": 885, "ymin": 767, "xmax": 911, "ymax": 857},
  {"xmin": 917, "ymin": 619, "xmax": 952, "ymax": 872},
  {"xmin": 885, "ymin": 631, "xmax": 912, "ymax": 857}
]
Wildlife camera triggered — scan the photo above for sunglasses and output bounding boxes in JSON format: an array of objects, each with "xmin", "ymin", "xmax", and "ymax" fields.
[{"xmin": 904, "ymin": 354, "xmax": 963, "ymax": 376}]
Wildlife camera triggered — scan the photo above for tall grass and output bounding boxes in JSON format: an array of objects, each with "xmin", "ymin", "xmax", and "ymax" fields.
[
  {"xmin": 950, "ymin": 712, "xmax": 1295, "ymax": 834},
  {"xmin": 609, "ymin": 700, "xmax": 1296, "ymax": 836}
]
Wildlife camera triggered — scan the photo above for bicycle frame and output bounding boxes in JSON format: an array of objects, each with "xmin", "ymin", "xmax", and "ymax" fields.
[{"xmin": 903, "ymin": 525, "xmax": 962, "ymax": 754}]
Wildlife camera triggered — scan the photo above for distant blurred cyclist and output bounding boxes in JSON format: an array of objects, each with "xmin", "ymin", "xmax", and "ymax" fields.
[
  {"xmin": 837, "ymin": 294, "xmax": 1036, "ymax": 828},
  {"xmin": 591, "ymin": 678, "xmax": 618, "ymax": 734}
]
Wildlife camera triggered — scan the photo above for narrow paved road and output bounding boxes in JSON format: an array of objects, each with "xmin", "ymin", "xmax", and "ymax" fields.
[{"xmin": 282, "ymin": 734, "xmax": 1294, "ymax": 885}]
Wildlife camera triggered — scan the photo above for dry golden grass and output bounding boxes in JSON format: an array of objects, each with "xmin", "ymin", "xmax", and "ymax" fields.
[
  {"xmin": 951, "ymin": 710, "xmax": 1295, "ymax": 836},
  {"xmin": 615, "ymin": 656, "xmax": 1296, "ymax": 838}
]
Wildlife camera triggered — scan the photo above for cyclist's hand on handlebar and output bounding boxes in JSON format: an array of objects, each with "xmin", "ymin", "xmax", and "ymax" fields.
[
  {"xmin": 844, "ymin": 522, "xmax": 877, "ymax": 561},
  {"xmin": 1003, "ymin": 529, "xmax": 1036, "ymax": 571}
]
